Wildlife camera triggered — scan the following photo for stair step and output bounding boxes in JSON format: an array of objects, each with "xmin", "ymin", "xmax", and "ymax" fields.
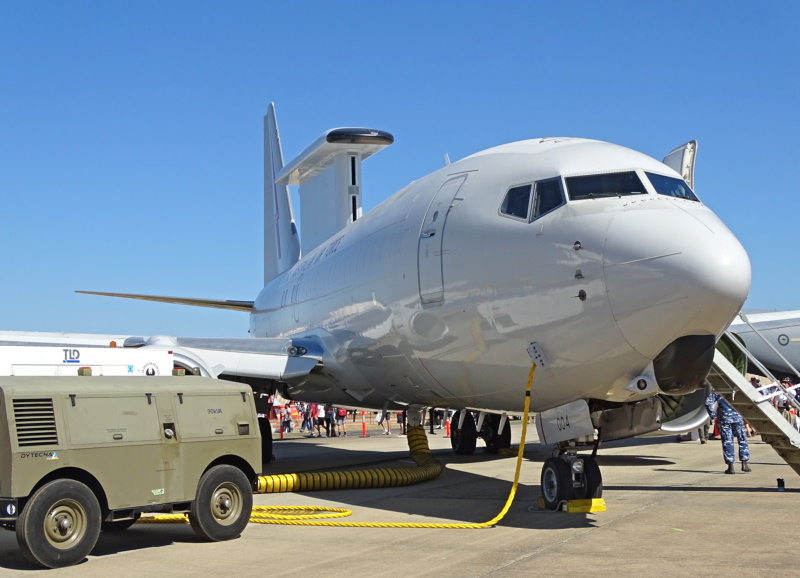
[{"xmin": 708, "ymin": 343, "xmax": 800, "ymax": 480}]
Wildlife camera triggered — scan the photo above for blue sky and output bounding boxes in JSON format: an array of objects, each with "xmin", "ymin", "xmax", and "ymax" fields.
[{"xmin": 1, "ymin": 2, "xmax": 798, "ymax": 337}]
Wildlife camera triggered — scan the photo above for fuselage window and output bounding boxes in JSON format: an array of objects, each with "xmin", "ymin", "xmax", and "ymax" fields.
[
  {"xmin": 500, "ymin": 184, "xmax": 532, "ymax": 220},
  {"xmin": 533, "ymin": 178, "xmax": 565, "ymax": 219},
  {"xmin": 565, "ymin": 171, "xmax": 647, "ymax": 200},
  {"xmin": 646, "ymin": 172, "xmax": 700, "ymax": 202}
]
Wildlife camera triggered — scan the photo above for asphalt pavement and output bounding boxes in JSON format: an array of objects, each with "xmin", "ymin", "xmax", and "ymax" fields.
[{"xmin": 0, "ymin": 424, "xmax": 795, "ymax": 577}]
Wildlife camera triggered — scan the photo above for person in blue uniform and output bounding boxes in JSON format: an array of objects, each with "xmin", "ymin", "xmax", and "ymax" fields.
[{"xmin": 704, "ymin": 391, "xmax": 751, "ymax": 474}]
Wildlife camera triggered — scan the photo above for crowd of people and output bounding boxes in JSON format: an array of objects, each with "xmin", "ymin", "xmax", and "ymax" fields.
[
  {"xmin": 750, "ymin": 375, "xmax": 800, "ymax": 433},
  {"xmin": 272, "ymin": 402, "xmax": 452, "ymax": 439},
  {"xmin": 275, "ymin": 402, "xmax": 351, "ymax": 437}
]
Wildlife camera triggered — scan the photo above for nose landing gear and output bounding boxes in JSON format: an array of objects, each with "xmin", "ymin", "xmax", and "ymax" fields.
[{"xmin": 540, "ymin": 452, "xmax": 603, "ymax": 510}]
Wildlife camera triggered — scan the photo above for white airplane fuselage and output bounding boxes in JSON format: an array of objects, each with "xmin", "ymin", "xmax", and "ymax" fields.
[{"xmin": 252, "ymin": 138, "xmax": 751, "ymax": 414}]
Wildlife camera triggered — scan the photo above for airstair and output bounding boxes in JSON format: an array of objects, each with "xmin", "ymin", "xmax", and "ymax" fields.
[{"xmin": 706, "ymin": 330, "xmax": 800, "ymax": 476}]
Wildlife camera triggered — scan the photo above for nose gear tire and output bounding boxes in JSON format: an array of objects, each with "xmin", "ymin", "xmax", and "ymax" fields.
[
  {"xmin": 578, "ymin": 456, "xmax": 603, "ymax": 500},
  {"xmin": 540, "ymin": 457, "xmax": 572, "ymax": 510}
]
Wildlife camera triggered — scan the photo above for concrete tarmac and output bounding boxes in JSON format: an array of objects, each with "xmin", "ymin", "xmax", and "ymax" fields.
[{"xmin": 0, "ymin": 425, "xmax": 796, "ymax": 577}]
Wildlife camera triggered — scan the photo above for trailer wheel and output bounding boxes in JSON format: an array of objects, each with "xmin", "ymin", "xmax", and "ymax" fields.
[
  {"xmin": 189, "ymin": 465, "xmax": 252, "ymax": 541},
  {"xmin": 16, "ymin": 479, "xmax": 101, "ymax": 568}
]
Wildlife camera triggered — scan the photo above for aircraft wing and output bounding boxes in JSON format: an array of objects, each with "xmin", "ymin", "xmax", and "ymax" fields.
[
  {"xmin": 729, "ymin": 310, "xmax": 800, "ymax": 333},
  {"xmin": 0, "ymin": 331, "xmax": 321, "ymax": 382},
  {"xmin": 75, "ymin": 291, "xmax": 254, "ymax": 312}
]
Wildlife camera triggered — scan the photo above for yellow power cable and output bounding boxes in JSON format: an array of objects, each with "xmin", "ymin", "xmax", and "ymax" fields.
[
  {"xmin": 142, "ymin": 364, "xmax": 535, "ymax": 529},
  {"xmin": 247, "ymin": 363, "xmax": 536, "ymax": 529}
]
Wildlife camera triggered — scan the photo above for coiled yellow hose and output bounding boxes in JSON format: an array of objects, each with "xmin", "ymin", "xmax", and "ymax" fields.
[{"xmin": 255, "ymin": 425, "xmax": 442, "ymax": 494}]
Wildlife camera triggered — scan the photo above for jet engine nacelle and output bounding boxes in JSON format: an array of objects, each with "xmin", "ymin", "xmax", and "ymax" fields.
[
  {"xmin": 583, "ymin": 383, "xmax": 710, "ymax": 443},
  {"xmin": 658, "ymin": 383, "xmax": 713, "ymax": 434}
]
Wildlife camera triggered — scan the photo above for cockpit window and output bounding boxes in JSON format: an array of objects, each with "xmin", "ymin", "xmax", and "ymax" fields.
[
  {"xmin": 533, "ymin": 178, "xmax": 564, "ymax": 218},
  {"xmin": 646, "ymin": 172, "xmax": 700, "ymax": 202},
  {"xmin": 500, "ymin": 185, "xmax": 532, "ymax": 220},
  {"xmin": 565, "ymin": 171, "xmax": 647, "ymax": 200}
]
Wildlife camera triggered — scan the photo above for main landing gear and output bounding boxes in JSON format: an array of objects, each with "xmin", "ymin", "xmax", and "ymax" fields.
[
  {"xmin": 450, "ymin": 411, "xmax": 513, "ymax": 455},
  {"xmin": 540, "ymin": 451, "xmax": 602, "ymax": 510}
]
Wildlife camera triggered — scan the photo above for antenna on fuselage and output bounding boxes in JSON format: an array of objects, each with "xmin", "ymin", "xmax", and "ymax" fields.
[{"xmin": 444, "ymin": 153, "xmax": 451, "ymax": 166}]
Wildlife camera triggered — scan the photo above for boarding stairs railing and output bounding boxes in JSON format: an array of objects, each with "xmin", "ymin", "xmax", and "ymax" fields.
[{"xmin": 706, "ymin": 329, "xmax": 800, "ymax": 476}]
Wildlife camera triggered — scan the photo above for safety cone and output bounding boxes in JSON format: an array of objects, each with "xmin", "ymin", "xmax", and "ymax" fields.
[
  {"xmin": 361, "ymin": 411, "xmax": 369, "ymax": 437},
  {"xmin": 444, "ymin": 419, "xmax": 451, "ymax": 438},
  {"xmin": 279, "ymin": 423, "xmax": 284, "ymax": 440}
]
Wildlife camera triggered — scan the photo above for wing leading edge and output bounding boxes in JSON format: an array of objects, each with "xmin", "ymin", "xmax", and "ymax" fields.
[{"xmin": 76, "ymin": 291, "xmax": 254, "ymax": 312}]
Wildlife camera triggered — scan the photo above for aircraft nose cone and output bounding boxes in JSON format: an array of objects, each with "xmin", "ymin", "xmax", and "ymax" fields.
[{"xmin": 603, "ymin": 204, "xmax": 751, "ymax": 360}]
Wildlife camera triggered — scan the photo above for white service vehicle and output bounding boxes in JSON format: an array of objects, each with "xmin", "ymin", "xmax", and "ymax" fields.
[{"xmin": 0, "ymin": 346, "xmax": 173, "ymax": 377}]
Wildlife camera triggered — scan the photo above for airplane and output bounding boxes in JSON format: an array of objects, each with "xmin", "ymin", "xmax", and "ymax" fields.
[
  {"xmin": 0, "ymin": 105, "xmax": 752, "ymax": 509},
  {"xmin": 729, "ymin": 310, "xmax": 800, "ymax": 380}
]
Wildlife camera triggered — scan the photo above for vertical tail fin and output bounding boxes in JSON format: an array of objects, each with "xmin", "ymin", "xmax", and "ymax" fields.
[{"xmin": 264, "ymin": 103, "xmax": 301, "ymax": 285}]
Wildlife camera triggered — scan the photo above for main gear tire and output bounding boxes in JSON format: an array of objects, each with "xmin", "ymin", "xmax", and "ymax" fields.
[
  {"xmin": 484, "ymin": 414, "xmax": 512, "ymax": 454},
  {"xmin": 16, "ymin": 479, "xmax": 101, "ymax": 569},
  {"xmin": 450, "ymin": 411, "xmax": 477, "ymax": 455},
  {"xmin": 189, "ymin": 465, "xmax": 253, "ymax": 542}
]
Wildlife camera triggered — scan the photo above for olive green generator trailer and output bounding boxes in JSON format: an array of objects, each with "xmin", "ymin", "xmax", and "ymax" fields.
[{"xmin": 0, "ymin": 376, "xmax": 262, "ymax": 568}]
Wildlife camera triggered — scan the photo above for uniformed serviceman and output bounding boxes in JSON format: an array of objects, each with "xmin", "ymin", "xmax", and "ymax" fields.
[{"xmin": 704, "ymin": 391, "xmax": 751, "ymax": 474}]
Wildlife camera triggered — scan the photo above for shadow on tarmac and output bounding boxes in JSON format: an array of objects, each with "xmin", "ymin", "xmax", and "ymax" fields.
[
  {"xmin": 255, "ymin": 441, "xmax": 602, "ymax": 531},
  {"xmin": 0, "ymin": 432, "xmax": 699, "ymax": 569}
]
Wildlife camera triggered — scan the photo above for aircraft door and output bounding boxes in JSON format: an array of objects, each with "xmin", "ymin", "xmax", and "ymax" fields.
[{"xmin": 417, "ymin": 175, "xmax": 467, "ymax": 304}]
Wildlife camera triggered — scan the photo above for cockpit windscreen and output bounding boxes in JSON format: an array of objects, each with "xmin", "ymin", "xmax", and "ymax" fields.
[
  {"xmin": 645, "ymin": 172, "xmax": 699, "ymax": 202},
  {"xmin": 566, "ymin": 171, "xmax": 647, "ymax": 200}
]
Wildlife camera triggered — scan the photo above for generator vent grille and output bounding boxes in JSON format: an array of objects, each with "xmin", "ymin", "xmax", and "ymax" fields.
[{"xmin": 13, "ymin": 398, "xmax": 58, "ymax": 447}]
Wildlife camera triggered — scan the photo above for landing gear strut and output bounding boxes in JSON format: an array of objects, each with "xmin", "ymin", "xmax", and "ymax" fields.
[{"xmin": 539, "ymin": 453, "xmax": 602, "ymax": 510}]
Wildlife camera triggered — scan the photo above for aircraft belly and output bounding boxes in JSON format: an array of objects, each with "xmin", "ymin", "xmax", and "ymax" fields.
[{"xmin": 406, "ymin": 306, "xmax": 650, "ymax": 412}]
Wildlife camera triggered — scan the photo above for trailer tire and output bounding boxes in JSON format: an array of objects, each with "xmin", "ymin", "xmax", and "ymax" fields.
[
  {"xmin": 16, "ymin": 479, "xmax": 101, "ymax": 568},
  {"xmin": 189, "ymin": 465, "xmax": 252, "ymax": 542}
]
